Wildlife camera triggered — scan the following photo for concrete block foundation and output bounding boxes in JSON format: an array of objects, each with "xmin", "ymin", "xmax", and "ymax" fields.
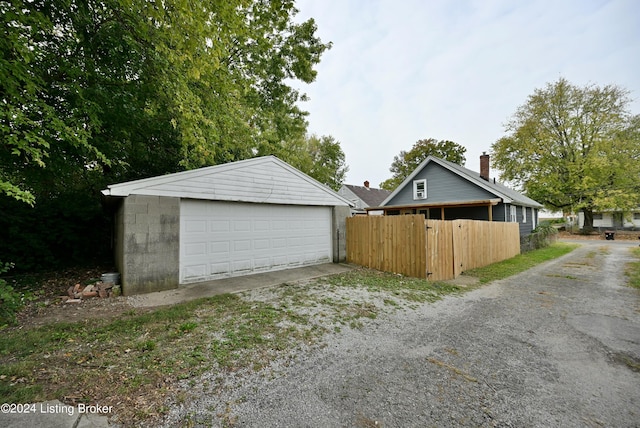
[{"xmin": 115, "ymin": 195, "xmax": 179, "ymax": 296}]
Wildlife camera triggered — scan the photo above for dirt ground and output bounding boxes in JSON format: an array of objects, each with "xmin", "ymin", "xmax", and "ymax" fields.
[{"xmin": 10, "ymin": 267, "xmax": 137, "ymax": 329}]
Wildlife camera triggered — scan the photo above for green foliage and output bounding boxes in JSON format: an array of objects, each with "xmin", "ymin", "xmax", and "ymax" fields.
[
  {"xmin": 626, "ymin": 248, "xmax": 640, "ymax": 289},
  {"xmin": 0, "ymin": 0, "xmax": 335, "ymax": 270},
  {"xmin": 465, "ymin": 242, "xmax": 578, "ymax": 283},
  {"xmin": 280, "ymin": 134, "xmax": 349, "ymax": 190},
  {"xmin": 0, "ymin": 263, "xmax": 24, "ymax": 327},
  {"xmin": 2, "ymin": 0, "xmax": 333, "ymax": 193},
  {"xmin": 521, "ymin": 222, "xmax": 559, "ymax": 252},
  {"xmin": 0, "ymin": 192, "xmax": 110, "ymax": 271},
  {"xmin": 491, "ymin": 78, "xmax": 640, "ymax": 232},
  {"xmin": 380, "ymin": 138, "xmax": 467, "ymax": 190}
]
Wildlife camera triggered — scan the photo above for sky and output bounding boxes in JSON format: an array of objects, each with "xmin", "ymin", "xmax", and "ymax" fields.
[{"xmin": 291, "ymin": 0, "xmax": 640, "ymax": 189}]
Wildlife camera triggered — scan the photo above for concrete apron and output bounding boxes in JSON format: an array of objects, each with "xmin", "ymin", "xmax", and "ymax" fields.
[{"xmin": 128, "ymin": 263, "xmax": 354, "ymax": 308}]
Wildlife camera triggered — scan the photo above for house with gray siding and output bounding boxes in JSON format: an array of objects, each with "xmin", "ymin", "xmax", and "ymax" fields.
[{"xmin": 372, "ymin": 154, "xmax": 543, "ymax": 237}]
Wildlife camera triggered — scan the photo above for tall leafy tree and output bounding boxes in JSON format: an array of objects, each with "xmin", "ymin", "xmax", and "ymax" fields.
[
  {"xmin": 380, "ymin": 138, "xmax": 466, "ymax": 190},
  {"xmin": 1, "ymin": 0, "xmax": 331, "ymax": 202},
  {"xmin": 492, "ymin": 78, "xmax": 640, "ymax": 232},
  {"xmin": 0, "ymin": 0, "xmax": 333, "ymax": 269},
  {"xmin": 281, "ymin": 134, "xmax": 348, "ymax": 190}
]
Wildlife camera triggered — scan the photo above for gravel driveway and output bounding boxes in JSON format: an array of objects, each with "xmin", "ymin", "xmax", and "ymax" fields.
[{"xmin": 164, "ymin": 240, "xmax": 640, "ymax": 427}]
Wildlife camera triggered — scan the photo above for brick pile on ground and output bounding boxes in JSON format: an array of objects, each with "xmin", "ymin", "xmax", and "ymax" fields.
[{"xmin": 64, "ymin": 282, "xmax": 116, "ymax": 303}]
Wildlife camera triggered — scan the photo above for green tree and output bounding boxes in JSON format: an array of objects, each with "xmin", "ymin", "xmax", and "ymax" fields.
[
  {"xmin": 491, "ymin": 78, "xmax": 640, "ymax": 232},
  {"xmin": 380, "ymin": 138, "xmax": 466, "ymax": 190},
  {"xmin": 0, "ymin": 0, "xmax": 333, "ymax": 270},
  {"xmin": 281, "ymin": 135, "xmax": 348, "ymax": 190},
  {"xmin": 1, "ymin": 0, "xmax": 331, "ymax": 203}
]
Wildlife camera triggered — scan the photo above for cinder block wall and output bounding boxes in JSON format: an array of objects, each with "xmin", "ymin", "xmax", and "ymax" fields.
[
  {"xmin": 332, "ymin": 206, "xmax": 351, "ymax": 263},
  {"xmin": 119, "ymin": 195, "xmax": 180, "ymax": 295}
]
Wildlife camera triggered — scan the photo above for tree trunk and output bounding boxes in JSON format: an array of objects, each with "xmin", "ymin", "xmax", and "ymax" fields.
[{"xmin": 582, "ymin": 208, "xmax": 594, "ymax": 234}]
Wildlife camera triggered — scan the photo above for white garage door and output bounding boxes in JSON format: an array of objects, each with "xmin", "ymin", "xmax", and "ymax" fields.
[{"xmin": 180, "ymin": 200, "xmax": 333, "ymax": 284}]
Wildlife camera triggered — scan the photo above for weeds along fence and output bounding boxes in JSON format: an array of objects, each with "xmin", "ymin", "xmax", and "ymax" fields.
[{"xmin": 346, "ymin": 215, "xmax": 521, "ymax": 281}]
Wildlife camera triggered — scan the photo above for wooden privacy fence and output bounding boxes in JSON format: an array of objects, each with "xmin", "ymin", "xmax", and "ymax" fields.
[{"xmin": 346, "ymin": 215, "xmax": 520, "ymax": 281}]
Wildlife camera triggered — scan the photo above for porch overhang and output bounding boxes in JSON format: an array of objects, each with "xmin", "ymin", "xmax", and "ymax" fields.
[{"xmin": 366, "ymin": 198, "xmax": 502, "ymax": 220}]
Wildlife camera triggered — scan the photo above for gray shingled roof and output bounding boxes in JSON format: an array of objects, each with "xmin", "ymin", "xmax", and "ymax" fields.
[{"xmin": 344, "ymin": 184, "xmax": 392, "ymax": 207}]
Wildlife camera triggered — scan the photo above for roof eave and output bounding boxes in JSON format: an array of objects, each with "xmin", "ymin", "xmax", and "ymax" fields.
[
  {"xmin": 100, "ymin": 155, "xmax": 354, "ymax": 207},
  {"xmin": 368, "ymin": 198, "xmax": 503, "ymax": 211}
]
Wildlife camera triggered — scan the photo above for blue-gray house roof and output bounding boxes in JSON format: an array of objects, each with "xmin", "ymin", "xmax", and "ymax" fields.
[{"xmin": 378, "ymin": 155, "xmax": 543, "ymax": 209}]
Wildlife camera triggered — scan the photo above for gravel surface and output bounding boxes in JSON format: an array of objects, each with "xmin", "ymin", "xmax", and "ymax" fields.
[{"xmin": 163, "ymin": 240, "xmax": 640, "ymax": 427}]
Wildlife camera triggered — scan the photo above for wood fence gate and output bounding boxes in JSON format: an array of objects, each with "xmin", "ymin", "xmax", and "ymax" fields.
[{"xmin": 346, "ymin": 215, "xmax": 520, "ymax": 281}]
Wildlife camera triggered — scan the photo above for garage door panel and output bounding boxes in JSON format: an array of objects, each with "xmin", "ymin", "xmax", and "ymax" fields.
[
  {"xmin": 209, "ymin": 241, "xmax": 229, "ymax": 254},
  {"xmin": 234, "ymin": 240, "xmax": 251, "ymax": 251},
  {"xmin": 234, "ymin": 221, "xmax": 251, "ymax": 232},
  {"xmin": 255, "ymin": 220, "xmax": 270, "ymax": 231},
  {"xmin": 184, "ymin": 220, "xmax": 207, "ymax": 233},
  {"xmin": 272, "ymin": 220, "xmax": 288, "ymax": 230},
  {"xmin": 273, "ymin": 238, "xmax": 287, "ymax": 248},
  {"xmin": 254, "ymin": 257, "xmax": 271, "ymax": 270},
  {"xmin": 180, "ymin": 201, "xmax": 332, "ymax": 283},
  {"xmin": 272, "ymin": 255, "xmax": 288, "ymax": 267},
  {"xmin": 254, "ymin": 239, "xmax": 270, "ymax": 250},
  {"xmin": 184, "ymin": 242, "xmax": 207, "ymax": 256},
  {"xmin": 183, "ymin": 264, "xmax": 207, "ymax": 280},
  {"xmin": 210, "ymin": 262, "xmax": 230, "ymax": 276},
  {"xmin": 232, "ymin": 260, "xmax": 252, "ymax": 273},
  {"xmin": 210, "ymin": 220, "xmax": 230, "ymax": 232}
]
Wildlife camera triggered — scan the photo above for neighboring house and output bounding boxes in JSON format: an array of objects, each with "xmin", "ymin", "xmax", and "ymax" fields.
[
  {"xmin": 101, "ymin": 156, "xmax": 353, "ymax": 296},
  {"xmin": 372, "ymin": 153, "xmax": 543, "ymax": 237},
  {"xmin": 577, "ymin": 209, "xmax": 640, "ymax": 230},
  {"xmin": 338, "ymin": 181, "xmax": 391, "ymax": 215}
]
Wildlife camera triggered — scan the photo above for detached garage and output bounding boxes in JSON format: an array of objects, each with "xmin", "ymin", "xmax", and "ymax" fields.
[{"xmin": 102, "ymin": 156, "xmax": 352, "ymax": 295}]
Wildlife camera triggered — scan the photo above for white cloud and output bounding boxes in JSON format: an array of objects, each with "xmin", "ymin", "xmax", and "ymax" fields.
[{"xmin": 292, "ymin": 0, "xmax": 640, "ymax": 187}]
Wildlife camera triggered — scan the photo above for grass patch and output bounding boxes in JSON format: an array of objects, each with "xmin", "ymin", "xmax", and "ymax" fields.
[
  {"xmin": 0, "ymin": 293, "xmax": 312, "ymax": 424},
  {"xmin": 464, "ymin": 242, "xmax": 578, "ymax": 284},
  {"xmin": 321, "ymin": 269, "xmax": 462, "ymax": 303},
  {"xmin": 625, "ymin": 247, "xmax": 640, "ymax": 289}
]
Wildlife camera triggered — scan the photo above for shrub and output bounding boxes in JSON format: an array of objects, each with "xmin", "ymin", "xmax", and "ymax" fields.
[
  {"xmin": 521, "ymin": 223, "xmax": 559, "ymax": 252},
  {"xmin": 0, "ymin": 262, "xmax": 24, "ymax": 328}
]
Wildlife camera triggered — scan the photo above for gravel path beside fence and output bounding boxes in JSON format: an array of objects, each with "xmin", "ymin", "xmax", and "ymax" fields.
[{"xmin": 163, "ymin": 240, "xmax": 640, "ymax": 427}]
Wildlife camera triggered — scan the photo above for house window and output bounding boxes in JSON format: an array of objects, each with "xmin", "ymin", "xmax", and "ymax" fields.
[
  {"xmin": 532, "ymin": 210, "xmax": 536, "ymax": 229},
  {"xmin": 510, "ymin": 206, "xmax": 517, "ymax": 222},
  {"xmin": 522, "ymin": 207, "xmax": 527, "ymax": 223},
  {"xmin": 593, "ymin": 213, "xmax": 603, "ymax": 220},
  {"xmin": 634, "ymin": 213, "xmax": 640, "ymax": 220},
  {"xmin": 413, "ymin": 179, "xmax": 427, "ymax": 200}
]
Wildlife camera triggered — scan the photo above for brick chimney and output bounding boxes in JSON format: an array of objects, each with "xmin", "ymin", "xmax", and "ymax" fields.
[
  {"xmin": 364, "ymin": 180, "xmax": 370, "ymax": 188},
  {"xmin": 480, "ymin": 152, "xmax": 490, "ymax": 181}
]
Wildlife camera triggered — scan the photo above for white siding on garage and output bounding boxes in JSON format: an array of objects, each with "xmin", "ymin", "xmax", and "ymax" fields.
[
  {"xmin": 180, "ymin": 200, "xmax": 332, "ymax": 283},
  {"xmin": 104, "ymin": 156, "xmax": 351, "ymax": 207}
]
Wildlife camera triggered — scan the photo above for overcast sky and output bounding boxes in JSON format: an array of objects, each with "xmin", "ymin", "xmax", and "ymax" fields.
[{"xmin": 291, "ymin": 0, "xmax": 640, "ymax": 189}]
